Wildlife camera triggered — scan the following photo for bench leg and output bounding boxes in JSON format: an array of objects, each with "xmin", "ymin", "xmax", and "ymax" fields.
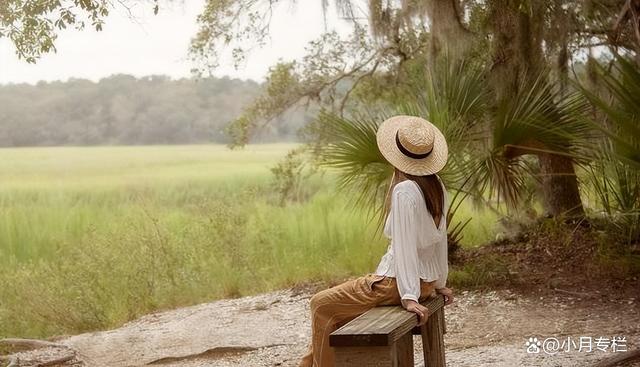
[
  {"xmin": 421, "ymin": 306, "xmax": 446, "ymax": 367},
  {"xmin": 396, "ymin": 331, "xmax": 414, "ymax": 366},
  {"xmin": 334, "ymin": 332, "xmax": 414, "ymax": 367}
]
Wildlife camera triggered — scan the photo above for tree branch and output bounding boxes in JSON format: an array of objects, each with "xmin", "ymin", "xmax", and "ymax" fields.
[{"xmin": 338, "ymin": 58, "xmax": 382, "ymax": 116}]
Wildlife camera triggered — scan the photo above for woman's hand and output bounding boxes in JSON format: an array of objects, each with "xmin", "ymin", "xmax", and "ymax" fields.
[
  {"xmin": 403, "ymin": 300, "xmax": 430, "ymax": 326},
  {"xmin": 436, "ymin": 287, "xmax": 454, "ymax": 305}
]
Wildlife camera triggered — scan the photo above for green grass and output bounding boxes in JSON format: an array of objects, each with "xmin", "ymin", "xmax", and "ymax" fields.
[
  {"xmin": 0, "ymin": 144, "xmax": 497, "ymax": 338},
  {"xmin": 0, "ymin": 145, "xmax": 292, "ymax": 262}
]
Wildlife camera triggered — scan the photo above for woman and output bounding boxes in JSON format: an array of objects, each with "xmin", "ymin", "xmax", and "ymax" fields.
[{"xmin": 299, "ymin": 115, "xmax": 455, "ymax": 367}]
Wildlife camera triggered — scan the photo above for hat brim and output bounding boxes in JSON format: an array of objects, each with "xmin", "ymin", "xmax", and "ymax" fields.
[{"xmin": 376, "ymin": 115, "xmax": 448, "ymax": 176}]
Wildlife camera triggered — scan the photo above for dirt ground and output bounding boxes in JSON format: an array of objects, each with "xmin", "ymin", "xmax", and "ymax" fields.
[{"xmin": 6, "ymin": 281, "xmax": 639, "ymax": 367}]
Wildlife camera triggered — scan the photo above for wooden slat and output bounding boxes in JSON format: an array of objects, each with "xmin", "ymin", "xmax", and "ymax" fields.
[
  {"xmin": 330, "ymin": 294, "xmax": 445, "ymax": 347},
  {"xmin": 330, "ymin": 307, "xmax": 413, "ymax": 347}
]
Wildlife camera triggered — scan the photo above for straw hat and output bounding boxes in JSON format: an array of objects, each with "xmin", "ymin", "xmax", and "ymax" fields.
[{"xmin": 376, "ymin": 115, "xmax": 448, "ymax": 176}]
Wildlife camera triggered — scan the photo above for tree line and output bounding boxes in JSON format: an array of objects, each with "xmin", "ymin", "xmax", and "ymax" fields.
[{"xmin": 0, "ymin": 74, "xmax": 307, "ymax": 147}]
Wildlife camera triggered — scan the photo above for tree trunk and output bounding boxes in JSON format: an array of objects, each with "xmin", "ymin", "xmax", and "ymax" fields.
[
  {"xmin": 488, "ymin": 0, "xmax": 531, "ymax": 101},
  {"xmin": 542, "ymin": 28, "xmax": 585, "ymax": 218},
  {"xmin": 427, "ymin": 0, "xmax": 473, "ymax": 62},
  {"xmin": 539, "ymin": 153, "xmax": 585, "ymax": 217},
  {"xmin": 488, "ymin": 0, "xmax": 585, "ymax": 217}
]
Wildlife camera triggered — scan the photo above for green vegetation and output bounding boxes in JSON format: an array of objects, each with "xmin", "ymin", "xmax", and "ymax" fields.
[
  {"xmin": 0, "ymin": 0, "xmax": 116, "ymax": 62},
  {"xmin": 0, "ymin": 76, "xmax": 307, "ymax": 147},
  {"xmin": 0, "ymin": 144, "xmax": 497, "ymax": 338}
]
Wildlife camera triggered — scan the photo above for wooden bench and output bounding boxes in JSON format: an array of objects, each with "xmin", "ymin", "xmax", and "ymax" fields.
[{"xmin": 329, "ymin": 294, "xmax": 446, "ymax": 367}]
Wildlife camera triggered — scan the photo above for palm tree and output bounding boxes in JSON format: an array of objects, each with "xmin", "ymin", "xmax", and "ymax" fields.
[
  {"xmin": 316, "ymin": 59, "xmax": 592, "ymax": 244},
  {"xmin": 315, "ymin": 61, "xmax": 485, "ymax": 251}
]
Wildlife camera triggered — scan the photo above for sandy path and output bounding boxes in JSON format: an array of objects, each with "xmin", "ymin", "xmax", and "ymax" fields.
[{"xmin": 8, "ymin": 286, "xmax": 639, "ymax": 367}]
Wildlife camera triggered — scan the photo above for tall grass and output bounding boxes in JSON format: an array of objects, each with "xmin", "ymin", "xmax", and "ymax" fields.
[{"xmin": 0, "ymin": 144, "xmax": 496, "ymax": 338}]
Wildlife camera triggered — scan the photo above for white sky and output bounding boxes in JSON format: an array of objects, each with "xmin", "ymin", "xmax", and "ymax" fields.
[{"xmin": 0, "ymin": 1, "xmax": 352, "ymax": 85}]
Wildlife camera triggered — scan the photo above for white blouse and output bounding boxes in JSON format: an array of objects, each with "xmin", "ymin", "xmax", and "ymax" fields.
[{"xmin": 374, "ymin": 178, "xmax": 449, "ymax": 308}]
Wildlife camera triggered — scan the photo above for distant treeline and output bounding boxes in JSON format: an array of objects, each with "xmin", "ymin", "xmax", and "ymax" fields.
[{"xmin": 0, "ymin": 75, "xmax": 306, "ymax": 146}]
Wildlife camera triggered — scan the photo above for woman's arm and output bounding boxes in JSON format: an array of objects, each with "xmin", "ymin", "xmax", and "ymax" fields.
[{"xmin": 389, "ymin": 186, "xmax": 422, "ymax": 309}]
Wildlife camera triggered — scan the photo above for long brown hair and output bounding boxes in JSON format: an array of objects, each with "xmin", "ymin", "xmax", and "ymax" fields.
[{"xmin": 383, "ymin": 167, "xmax": 445, "ymax": 227}]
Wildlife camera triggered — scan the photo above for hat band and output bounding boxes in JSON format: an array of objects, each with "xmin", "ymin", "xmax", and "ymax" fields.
[{"xmin": 395, "ymin": 132, "xmax": 432, "ymax": 159}]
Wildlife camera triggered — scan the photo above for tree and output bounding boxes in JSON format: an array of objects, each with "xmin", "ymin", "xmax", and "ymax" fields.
[{"xmin": 0, "ymin": 0, "xmax": 160, "ymax": 63}]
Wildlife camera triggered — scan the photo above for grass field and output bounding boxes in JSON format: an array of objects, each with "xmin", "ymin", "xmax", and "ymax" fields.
[{"xmin": 0, "ymin": 144, "xmax": 498, "ymax": 338}]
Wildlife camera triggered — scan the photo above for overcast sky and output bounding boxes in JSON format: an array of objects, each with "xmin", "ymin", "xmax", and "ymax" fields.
[{"xmin": 0, "ymin": 1, "xmax": 351, "ymax": 85}]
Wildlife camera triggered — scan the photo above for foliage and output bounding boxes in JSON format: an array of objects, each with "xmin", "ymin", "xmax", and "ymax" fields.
[
  {"xmin": 219, "ymin": 25, "xmax": 383, "ymax": 146},
  {"xmin": 579, "ymin": 56, "xmax": 640, "ymax": 169},
  {"xmin": 269, "ymin": 146, "xmax": 318, "ymax": 205},
  {"xmin": 315, "ymin": 60, "xmax": 488, "ymax": 206},
  {"xmin": 190, "ymin": 0, "xmax": 281, "ymax": 70},
  {"xmin": 585, "ymin": 154, "xmax": 640, "ymax": 244},
  {"xmin": 579, "ymin": 56, "xmax": 640, "ymax": 243},
  {"xmin": 315, "ymin": 110, "xmax": 391, "ymax": 216},
  {"xmin": 224, "ymin": 62, "xmax": 302, "ymax": 146},
  {"xmin": 313, "ymin": 63, "xmax": 488, "ymax": 244},
  {"xmin": 191, "ymin": 1, "xmax": 443, "ymax": 146},
  {"xmin": 316, "ymin": 58, "xmax": 594, "ymax": 216},
  {"xmin": 0, "ymin": 0, "xmax": 161, "ymax": 63},
  {"xmin": 460, "ymin": 74, "xmax": 592, "ymax": 207},
  {"xmin": 0, "ymin": 75, "xmax": 308, "ymax": 146},
  {"xmin": 190, "ymin": 0, "xmax": 640, "ymax": 146}
]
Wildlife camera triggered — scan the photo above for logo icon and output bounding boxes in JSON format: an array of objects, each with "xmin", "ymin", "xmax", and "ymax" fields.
[{"xmin": 526, "ymin": 337, "xmax": 541, "ymax": 354}]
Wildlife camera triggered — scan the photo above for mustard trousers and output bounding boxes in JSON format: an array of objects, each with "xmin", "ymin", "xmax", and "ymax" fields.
[{"xmin": 299, "ymin": 273, "xmax": 437, "ymax": 367}]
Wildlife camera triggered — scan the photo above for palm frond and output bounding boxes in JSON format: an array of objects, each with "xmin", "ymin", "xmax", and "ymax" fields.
[
  {"xmin": 316, "ymin": 110, "xmax": 392, "ymax": 219},
  {"xmin": 452, "ymin": 71, "xmax": 591, "ymax": 208},
  {"xmin": 493, "ymin": 73, "xmax": 592, "ymax": 157},
  {"xmin": 577, "ymin": 56, "xmax": 640, "ymax": 169},
  {"xmin": 403, "ymin": 59, "xmax": 488, "ymax": 135},
  {"xmin": 583, "ymin": 140, "xmax": 640, "ymax": 243}
]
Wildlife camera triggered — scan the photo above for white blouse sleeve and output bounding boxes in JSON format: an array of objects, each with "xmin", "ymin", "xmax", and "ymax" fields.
[{"xmin": 389, "ymin": 185, "xmax": 422, "ymax": 309}]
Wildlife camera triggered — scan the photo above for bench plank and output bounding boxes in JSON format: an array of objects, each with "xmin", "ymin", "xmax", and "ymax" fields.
[
  {"xmin": 330, "ymin": 306, "xmax": 414, "ymax": 347},
  {"xmin": 330, "ymin": 294, "xmax": 445, "ymax": 347}
]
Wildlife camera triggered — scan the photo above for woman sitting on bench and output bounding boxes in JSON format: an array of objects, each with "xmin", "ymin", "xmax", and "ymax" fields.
[{"xmin": 299, "ymin": 115, "xmax": 455, "ymax": 367}]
